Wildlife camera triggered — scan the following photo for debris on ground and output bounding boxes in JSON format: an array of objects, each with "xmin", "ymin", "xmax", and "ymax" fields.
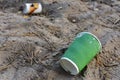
[{"xmin": 0, "ymin": 0, "xmax": 120, "ymax": 80}]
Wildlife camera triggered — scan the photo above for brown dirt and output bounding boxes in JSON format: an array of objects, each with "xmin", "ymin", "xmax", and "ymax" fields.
[{"xmin": 0, "ymin": 0, "xmax": 120, "ymax": 80}]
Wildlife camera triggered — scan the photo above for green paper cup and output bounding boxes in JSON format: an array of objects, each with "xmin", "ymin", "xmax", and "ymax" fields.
[{"xmin": 60, "ymin": 32, "xmax": 102, "ymax": 75}]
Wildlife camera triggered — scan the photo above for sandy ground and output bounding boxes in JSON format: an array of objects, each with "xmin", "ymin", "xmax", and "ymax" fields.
[{"xmin": 0, "ymin": 0, "xmax": 120, "ymax": 80}]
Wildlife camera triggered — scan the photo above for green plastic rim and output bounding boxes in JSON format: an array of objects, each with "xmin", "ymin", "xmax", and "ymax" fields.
[
  {"xmin": 60, "ymin": 57, "xmax": 79, "ymax": 75},
  {"xmin": 76, "ymin": 32, "xmax": 102, "ymax": 50}
]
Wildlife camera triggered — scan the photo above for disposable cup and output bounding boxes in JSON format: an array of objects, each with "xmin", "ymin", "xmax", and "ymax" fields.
[
  {"xmin": 23, "ymin": 3, "xmax": 42, "ymax": 14},
  {"xmin": 60, "ymin": 32, "xmax": 102, "ymax": 75}
]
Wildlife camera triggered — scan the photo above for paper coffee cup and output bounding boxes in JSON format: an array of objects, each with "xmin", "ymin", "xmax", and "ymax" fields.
[
  {"xmin": 60, "ymin": 32, "xmax": 102, "ymax": 75},
  {"xmin": 23, "ymin": 3, "xmax": 42, "ymax": 14}
]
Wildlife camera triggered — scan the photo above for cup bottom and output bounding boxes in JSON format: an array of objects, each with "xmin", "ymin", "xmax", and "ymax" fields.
[
  {"xmin": 60, "ymin": 57, "xmax": 79, "ymax": 75},
  {"xmin": 77, "ymin": 32, "xmax": 102, "ymax": 50}
]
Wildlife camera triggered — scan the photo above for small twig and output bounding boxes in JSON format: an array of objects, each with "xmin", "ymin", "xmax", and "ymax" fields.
[
  {"xmin": 114, "ymin": 19, "xmax": 120, "ymax": 25},
  {"xmin": 104, "ymin": 63, "xmax": 119, "ymax": 67},
  {"xmin": 0, "ymin": 64, "xmax": 12, "ymax": 71},
  {"xmin": 57, "ymin": 6, "xmax": 63, "ymax": 10},
  {"xmin": 30, "ymin": 51, "xmax": 34, "ymax": 65}
]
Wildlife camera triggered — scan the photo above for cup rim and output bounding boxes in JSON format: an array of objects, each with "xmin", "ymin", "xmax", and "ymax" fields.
[{"xmin": 60, "ymin": 57, "xmax": 79, "ymax": 75}]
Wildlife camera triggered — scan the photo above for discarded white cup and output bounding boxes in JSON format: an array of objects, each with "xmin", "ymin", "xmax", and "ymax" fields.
[{"xmin": 23, "ymin": 3, "xmax": 42, "ymax": 14}]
